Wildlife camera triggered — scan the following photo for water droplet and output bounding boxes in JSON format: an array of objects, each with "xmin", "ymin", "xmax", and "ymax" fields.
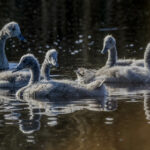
[
  {"xmin": 105, "ymin": 117, "xmax": 114, "ymax": 121},
  {"xmin": 27, "ymin": 48, "xmax": 31, "ymax": 52},
  {"xmin": 79, "ymin": 35, "xmax": 83, "ymax": 38},
  {"xmin": 88, "ymin": 35, "xmax": 92, "ymax": 39},
  {"xmin": 53, "ymin": 42, "xmax": 58, "ymax": 45},
  {"xmin": 47, "ymin": 120, "xmax": 57, "ymax": 127},
  {"xmin": 45, "ymin": 45, "xmax": 50, "ymax": 49},
  {"xmin": 139, "ymin": 47, "xmax": 143, "ymax": 50},
  {"xmin": 38, "ymin": 50, "xmax": 42, "ymax": 53},
  {"xmin": 88, "ymin": 41, "xmax": 94, "ymax": 46},
  {"xmin": 129, "ymin": 44, "xmax": 134, "ymax": 47}
]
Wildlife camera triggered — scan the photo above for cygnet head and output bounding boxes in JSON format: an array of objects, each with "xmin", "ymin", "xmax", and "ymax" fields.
[
  {"xmin": 75, "ymin": 68, "xmax": 86, "ymax": 77},
  {"xmin": 75, "ymin": 68, "xmax": 95, "ymax": 84},
  {"xmin": 13, "ymin": 54, "xmax": 39, "ymax": 72},
  {"xmin": 101, "ymin": 35, "xmax": 116, "ymax": 54},
  {"xmin": 1, "ymin": 21, "xmax": 26, "ymax": 42},
  {"xmin": 45, "ymin": 49, "xmax": 58, "ymax": 67}
]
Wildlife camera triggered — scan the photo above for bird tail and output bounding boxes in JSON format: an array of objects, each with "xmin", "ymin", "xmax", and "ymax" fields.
[{"xmin": 87, "ymin": 79, "xmax": 105, "ymax": 90}]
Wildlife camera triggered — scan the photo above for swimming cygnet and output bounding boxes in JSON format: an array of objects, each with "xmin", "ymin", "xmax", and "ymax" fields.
[
  {"xmin": 0, "ymin": 21, "xmax": 26, "ymax": 70},
  {"xmin": 0, "ymin": 49, "xmax": 58, "ymax": 89},
  {"xmin": 13, "ymin": 54, "xmax": 107, "ymax": 99}
]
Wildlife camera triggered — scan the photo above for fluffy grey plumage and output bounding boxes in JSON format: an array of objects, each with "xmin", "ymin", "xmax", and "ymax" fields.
[
  {"xmin": 76, "ymin": 35, "xmax": 145, "ymax": 84},
  {"xmin": 101, "ymin": 35, "xmax": 144, "ymax": 67},
  {"xmin": 96, "ymin": 43, "xmax": 150, "ymax": 83},
  {"xmin": 17, "ymin": 79, "xmax": 107, "ymax": 99},
  {"xmin": 75, "ymin": 68, "xmax": 96, "ymax": 84},
  {"xmin": 0, "ymin": 49, "xmax": 58, "ymax": 89},
  {"xmin": 15, "ymin": 54, "xmax": 107, "ymax": 99},
  {"xmin": 0, "ymin": 71, "xmax": 30, "ymax": 89},
  {"xmin": 0, "ymin": 22, "xmax": 26, "ymax": 70},
  {"xmin": 14, "ymin": 54, "xmax": 40, "ymax": 84},
  {"xmin": 76, "ymin": 43, "xmax": 150, "ymax": 84}
]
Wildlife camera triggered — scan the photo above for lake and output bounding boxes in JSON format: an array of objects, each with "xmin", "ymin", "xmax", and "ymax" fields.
[{"xmin": 0, "ymin": 0, "xmax": 150, "ymax": 150}]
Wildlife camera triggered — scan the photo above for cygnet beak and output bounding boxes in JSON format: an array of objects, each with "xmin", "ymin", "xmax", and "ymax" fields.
[
  {"xmin": 101, "ymin": 47, "xmax": 108, "ymax": 54},
  {"xmin": 12, "ymin": 65, "xmax": 23, "ymax": 73},
  {"xmin": 12, "ymin": 68, "xmax": 20, "ymax": 73},
  {"xmin": 51, "ymin": 58, "xmax": 59, "ymax": 67},
  {"xmin": 17, "ymin": 34, "xmax": 27, "ymax": 42}
]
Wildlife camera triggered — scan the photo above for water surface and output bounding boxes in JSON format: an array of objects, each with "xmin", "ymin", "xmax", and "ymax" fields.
[{"xmin": 0, "ymin": 0, "xmax": 150, "ymax": 150}]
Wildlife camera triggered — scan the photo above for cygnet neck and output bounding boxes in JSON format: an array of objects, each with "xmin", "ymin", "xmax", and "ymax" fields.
[
  {"xmin": 41, "ymin": 59, "xmax": 51, "ymax": 80},
  {"xmin": 29, "ymin": 62, "xmax": 40, "ymax": 84},
  {"xmin": 0, "ymin": 31, "xmax": 9, "ymax": 70},
  {"xmin": 106, "ymin": 45, "xmax": 118, "ymax": 67}
]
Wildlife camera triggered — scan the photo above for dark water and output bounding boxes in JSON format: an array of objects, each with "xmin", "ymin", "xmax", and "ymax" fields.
[{"xmin": 0, "ymin": 0, "xmax": 150, "ymax": 150}]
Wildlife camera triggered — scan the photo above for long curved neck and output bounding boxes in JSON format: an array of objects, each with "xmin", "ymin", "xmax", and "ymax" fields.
[
  {"xmin": 106, "ymin": 46, "xmax": 118, "ymax": 67},
  {"xmin": 29, "ymin": 63, "xmax": 40, "ymax": 84},
  {"xmin": 41, "ymin": 59, "xmax": 51, "ymax": 80},
  {"xmin": 144, "ymin": 44, "xmax": 150, "ymax": 70},
  {"xmin": 0, "ymin": 31, "xmax": 9, "ymax": 70}
]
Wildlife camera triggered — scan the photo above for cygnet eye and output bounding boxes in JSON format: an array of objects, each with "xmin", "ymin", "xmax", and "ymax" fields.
[
  {"xmin": 108, "ymin": 39, "xmax": 112, "ymax": 43},
  {"xmin": 12, "ymin": 27, "xmax": 16, "ymax": 31},
  {"xmin": 22, "ymin": 60, "xmax": 26, "ymax": 63}
]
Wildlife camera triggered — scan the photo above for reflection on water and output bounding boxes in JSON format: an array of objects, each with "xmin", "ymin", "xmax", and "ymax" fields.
[
  {"xmin": 0, "ymin": 87, "xmax": 150, "ymax": 150},
  {"xmin": 0, "ymin": 89, "xmax": 148, "ymax": 150},
  {"xmin": 0, "ymin": 92, "xmax": 117, "ymax": 134},
  {"xmin": 1, "ymin": 0, "xmax": 150, "ymax": 150},
  {"xmin": 0, "ymin": 90, "xmax": 117, "ymax": 149}
]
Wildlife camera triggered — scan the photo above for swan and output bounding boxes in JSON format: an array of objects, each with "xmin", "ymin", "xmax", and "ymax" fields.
[
  {"xmin": 95, "ymin": 43, "xmax": 150, "ymax": 83},
  {"xmin": 0, "ymin": 49, "xmax": 58, "ymax": 89},
  {"xmin": 75, "ymin": 35, "xmax": 145, "ymax": 84},
  {"xmin": 13, "ymin": 54, "xmax": 107, "ymax": 99},
  {"xmin": 101, "ymin": 35, "xmax": 144, "ymax": 67},
  {"xmin": 0, "ymin": 21, "xmax": 26, "ymax": 70},
  {"xmin": 76, "ymin": 43, "xmax": 150, "ymax": 84}
]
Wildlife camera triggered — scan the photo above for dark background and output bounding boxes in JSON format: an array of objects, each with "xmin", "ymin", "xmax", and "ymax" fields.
[
  {"xmin": 1, "ymin": 1, "xmax": 150, "ymax": 150},
  {"xmin": 1, "ymin": 0, "xmax": 150, "ymax": 76}
]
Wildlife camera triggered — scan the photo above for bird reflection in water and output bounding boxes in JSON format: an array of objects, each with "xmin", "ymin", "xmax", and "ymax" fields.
[{"xmin": 17, "ymin": 96, "xmax": 117, "ymax": 134}]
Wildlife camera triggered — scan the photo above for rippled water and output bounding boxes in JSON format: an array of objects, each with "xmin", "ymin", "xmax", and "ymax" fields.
[{"xmin": 1, "ymin": 0, "xmax": 150, "ymax": 150}]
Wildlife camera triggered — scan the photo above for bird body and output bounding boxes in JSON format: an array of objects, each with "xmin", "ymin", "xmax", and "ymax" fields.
[
  {"xmin": 0, "ymin": 22, "xmax": 26, "ymax": 70},
  {"xmin": 13, "ymin": 54, "xmax": 107, "ymax": 99},
  {"xmin": 76, "ymin": 42, "xmax": 150, "ymax": 84},
  {"xmin": 0, "ymin": 49, "xmax": 58, "ymax": 89},
  {"xmin": 97, "ymin": 43, "xmax": 150, "ymax": 83}
]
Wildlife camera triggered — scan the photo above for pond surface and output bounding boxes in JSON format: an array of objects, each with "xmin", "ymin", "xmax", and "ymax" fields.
[{"xmin": 0, "ymin": 0, "xmax": 150, "ymax": 150}]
